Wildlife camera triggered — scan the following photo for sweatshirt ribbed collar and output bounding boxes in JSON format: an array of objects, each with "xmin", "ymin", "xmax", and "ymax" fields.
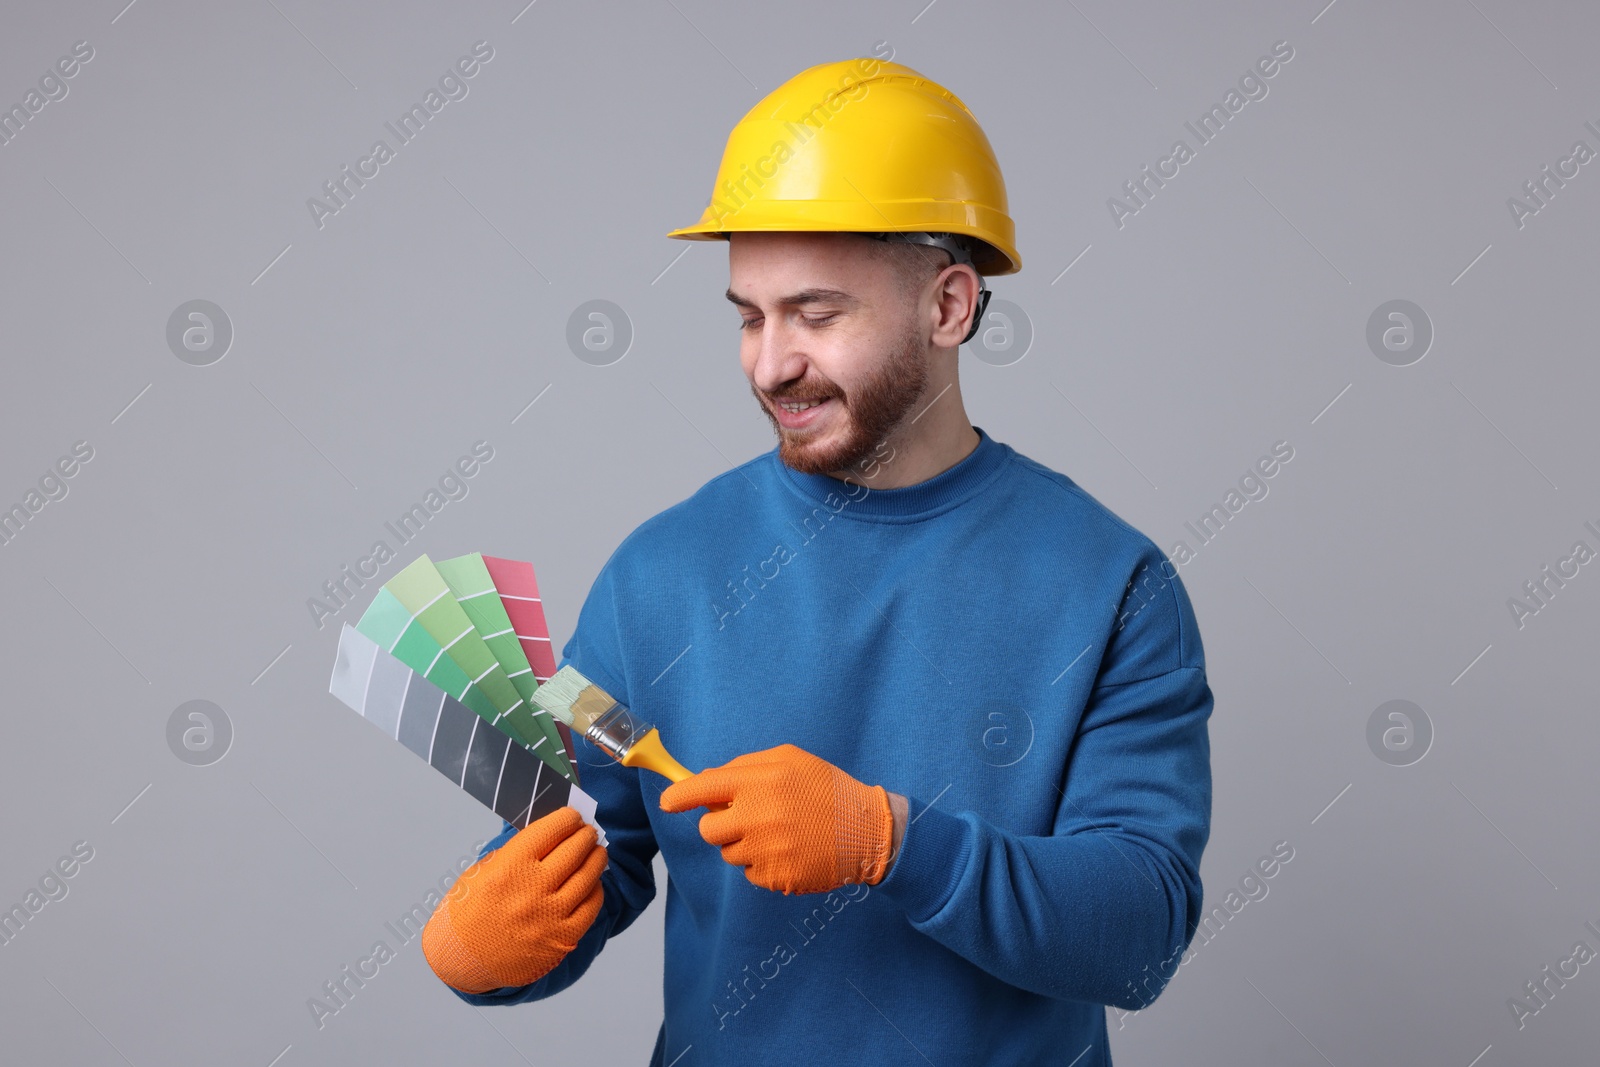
[{"xmin": 773, "ymin": 425, "xmax": 1011, "ymax": 524}]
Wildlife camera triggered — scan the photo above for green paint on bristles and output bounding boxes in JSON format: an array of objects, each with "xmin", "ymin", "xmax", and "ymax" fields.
[{"xmin": 530, "ymin": 665, "xmax": 590, "ymax": 726}]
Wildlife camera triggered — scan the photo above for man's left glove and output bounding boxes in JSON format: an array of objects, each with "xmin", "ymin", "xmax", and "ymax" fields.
[{"xmin": 659, "ymin": 742, "xmax": 894, "ymax": 895}]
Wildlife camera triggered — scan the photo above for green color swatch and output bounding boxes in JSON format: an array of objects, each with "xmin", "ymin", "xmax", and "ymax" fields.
[
  {"xmin": 436, "ymin": 552, "xmax": 572, "ymax": 778},
  {"xmin": 354, "ymin": 588, "xmax": 504, "ymax": 733},
  {"xmin": 386, "ymin": 556, "xmax": 572, "ymax": 781}
]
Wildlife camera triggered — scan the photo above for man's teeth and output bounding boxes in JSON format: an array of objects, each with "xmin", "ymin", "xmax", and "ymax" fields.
[{"xmin": 780, "ymin": 399, "xmax": 825, "ymax": 413}]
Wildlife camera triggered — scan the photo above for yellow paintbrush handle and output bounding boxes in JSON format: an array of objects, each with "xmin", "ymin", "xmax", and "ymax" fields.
[
  {"xmin": 621, "ymin": 727, "xmax": 727, "ymax": 811},
  {"xmin": 620, "ymin": 727, "xmax": 693, "ymax": 781}
]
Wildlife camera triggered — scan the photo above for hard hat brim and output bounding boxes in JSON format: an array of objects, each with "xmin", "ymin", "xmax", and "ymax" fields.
[{"xmin": 666, "ymin": 215, "xmax": 1020, "ymax": 276}]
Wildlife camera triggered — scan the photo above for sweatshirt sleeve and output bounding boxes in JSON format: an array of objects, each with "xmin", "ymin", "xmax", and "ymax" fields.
[
  {"xmin": 443, "ymin": 556, "xmax": 660, "ymax": 1007},
  {"xmin": 874, "ymin": 547, "xmax": 1213, "ymax": 1010}
]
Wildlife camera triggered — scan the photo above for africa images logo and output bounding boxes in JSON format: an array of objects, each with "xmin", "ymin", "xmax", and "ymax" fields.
[
  {"xmin": 306, "ymin": 41, "xmax": 495, "ymax": 230},
  {"xmin": 1107, "ymin": 40, "xmax": 1295, "ymax": 229}
]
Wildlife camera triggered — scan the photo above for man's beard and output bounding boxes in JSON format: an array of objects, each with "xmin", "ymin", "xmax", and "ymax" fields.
[{"xmin": 752, "ymin": 322, "xmax": 928, "ymax": 477}]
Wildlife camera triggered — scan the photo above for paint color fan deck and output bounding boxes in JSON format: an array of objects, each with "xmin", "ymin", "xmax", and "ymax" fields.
[{"xmin": 326, "ymin": 552, "xmax": 604, "ymax": 840}]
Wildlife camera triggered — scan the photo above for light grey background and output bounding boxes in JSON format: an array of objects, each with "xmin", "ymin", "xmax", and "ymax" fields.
[{"xmin": 1, "ymin": 0, "xmax": 1595, "ymax": 1063}]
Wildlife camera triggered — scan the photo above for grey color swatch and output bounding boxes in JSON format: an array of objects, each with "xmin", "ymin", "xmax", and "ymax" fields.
[{"xmin": 328, "ymin": 624, "xmax": 568, "ymax": 829}]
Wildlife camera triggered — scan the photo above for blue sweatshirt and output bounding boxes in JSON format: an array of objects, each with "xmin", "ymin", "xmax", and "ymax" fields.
[{"xmin": 452, "ymin": 426, "xmax": 1213, "ymax": 1066}]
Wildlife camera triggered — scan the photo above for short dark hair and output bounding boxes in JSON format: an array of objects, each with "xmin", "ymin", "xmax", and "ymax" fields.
[{"xmin": 861, "ymin": 236, "xmax": 959, "ymax": 305}]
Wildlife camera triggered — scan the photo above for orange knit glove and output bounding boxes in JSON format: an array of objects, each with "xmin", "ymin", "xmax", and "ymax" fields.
[
  {"xmin": 420, "ymin": 807, "xmax": 607, "ymax": 994},
  {"xmin": 659, "ymin": 743, "xmax": 894, "ymax": 896}
]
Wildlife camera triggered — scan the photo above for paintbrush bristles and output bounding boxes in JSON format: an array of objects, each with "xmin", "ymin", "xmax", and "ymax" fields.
[
  {"xmin": 531, "ymin": 665, "xmax": 620, "ymax": 733},
  {"xmin": 569, "ymin": 684, "xmax": 619, "ymax": 734},
  {"xmin": 529, "ymin": 665, "xmax": 588, "ymax": 725}
]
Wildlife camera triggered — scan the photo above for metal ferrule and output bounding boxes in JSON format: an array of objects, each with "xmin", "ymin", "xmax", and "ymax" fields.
[{"xmin": 584, "ymin": 701, "xmax": 654, "ymax": 763}]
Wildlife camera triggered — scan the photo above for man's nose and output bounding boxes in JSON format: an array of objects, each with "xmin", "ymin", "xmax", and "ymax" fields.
[{"xmin": 750, "ymin": 316, "xmax": 808, "ymax": 392}]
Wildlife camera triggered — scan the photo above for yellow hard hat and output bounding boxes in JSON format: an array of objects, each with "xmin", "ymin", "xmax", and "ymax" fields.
[{"xmin": 666, "ymin": 57, "xmax": 1021, "ymax": 277}]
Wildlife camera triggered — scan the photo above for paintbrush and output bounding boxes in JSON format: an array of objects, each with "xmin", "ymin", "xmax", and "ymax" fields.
[{"xmin": 532, "ymin": 666, "xmax": 718, "ymax": 803}]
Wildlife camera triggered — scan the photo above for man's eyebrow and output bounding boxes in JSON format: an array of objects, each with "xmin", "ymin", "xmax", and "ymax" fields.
[{"xmin": 725, "ymin": 287, "xmax": 861, "ymax": 309}]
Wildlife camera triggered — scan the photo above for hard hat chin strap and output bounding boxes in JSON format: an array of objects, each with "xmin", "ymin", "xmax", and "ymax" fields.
[{"xmin": 867, "ymin": 232, "xmax": 992, "ymax": 346}]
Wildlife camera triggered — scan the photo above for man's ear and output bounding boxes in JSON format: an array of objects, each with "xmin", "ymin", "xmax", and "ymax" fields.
[{"xmin": 931, "ymin": 265, "xmax": 984, "ymax": 349}]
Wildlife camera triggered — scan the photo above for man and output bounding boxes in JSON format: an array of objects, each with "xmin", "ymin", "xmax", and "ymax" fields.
[{"xmin": 420, "ymin": 58, "xmax": 1213, "ymax": 1065}]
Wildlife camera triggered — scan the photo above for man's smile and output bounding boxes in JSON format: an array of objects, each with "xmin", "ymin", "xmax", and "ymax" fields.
[{"xmin": 771, "ymin": 395, "xmax": 837, "ymax": 430}]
